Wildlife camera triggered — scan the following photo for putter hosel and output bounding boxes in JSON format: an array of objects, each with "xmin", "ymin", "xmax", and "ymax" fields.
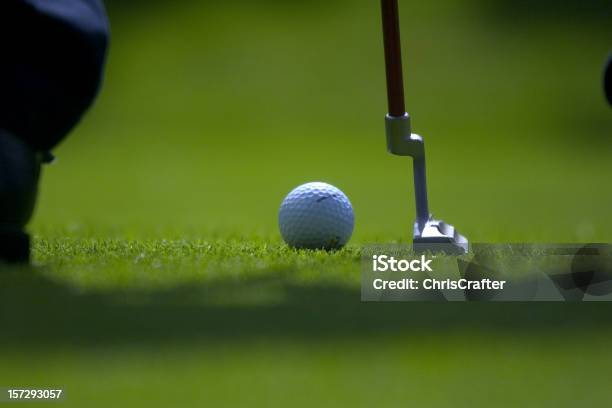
[{"xmin": 384, "ymin": 113, "xmax": 430, "ymax": 231}]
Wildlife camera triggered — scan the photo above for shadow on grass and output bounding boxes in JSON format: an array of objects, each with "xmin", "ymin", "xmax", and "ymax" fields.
[{"xmin": 1, "ymin": 265, "xmax": 610, "ymax": 347}]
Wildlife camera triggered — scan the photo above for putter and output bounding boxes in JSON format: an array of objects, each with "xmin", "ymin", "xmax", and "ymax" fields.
[{"xmin": 380, "ymin": 0, "xmax": 468, "ymax": 254}]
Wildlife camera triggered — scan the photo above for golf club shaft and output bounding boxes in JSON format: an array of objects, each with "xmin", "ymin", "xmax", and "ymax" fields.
[
  {"xmin": 381, "ymin": 0, "xmax": 431, "ymax": 229},
  {"xmin": 381, "ymin": 0, "xmax": 406, "ymax": 116},
  {"xmin": 413, "ymin": 157, "xmax": 430, "ymax": 230}
]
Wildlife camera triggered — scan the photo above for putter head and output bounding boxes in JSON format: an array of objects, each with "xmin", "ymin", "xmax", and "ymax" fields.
[{"xmin": 413, "ymin": 215, "xmax": 469, "ymax": 254}]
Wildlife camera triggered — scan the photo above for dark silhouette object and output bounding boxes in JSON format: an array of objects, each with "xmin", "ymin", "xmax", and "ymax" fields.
[
  {"xmin": 0, "ymin": 0, "xmax": 109, "ymax": 151},
  {"xmin": 0, "ymin": 131, "xmax": 40, "ymax": 262},
  {"xmin": 549, "ymin": 244, "xmax": 612, "ymax": 300},
  {"xmin": 605, "ymin": 54, "xmax": 612, "ymax": 106},
  {"xmin": 570, "ymin": 244, "xmax": 612, "ymax": 297},
  {"xmin": 0, "ymin": 0, "xmax": 109, "ymax": 262}
]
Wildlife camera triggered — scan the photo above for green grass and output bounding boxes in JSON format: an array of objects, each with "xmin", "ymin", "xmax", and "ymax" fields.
[
  {"xmin": 2, "ymin": 0, "xmax": 612, "ymax": 406},
  {"xmin": 3, "ymin": 334, "xmax": 612, "ymax": 407},
  {"xmin": 33, "ymin": 236, "xmax": 360, "ymax": 291}
]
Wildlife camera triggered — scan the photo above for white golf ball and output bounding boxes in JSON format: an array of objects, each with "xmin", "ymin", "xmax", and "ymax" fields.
[{"xmin": 279, "ymin": 182, "xmax": 354, "ymax": 250}]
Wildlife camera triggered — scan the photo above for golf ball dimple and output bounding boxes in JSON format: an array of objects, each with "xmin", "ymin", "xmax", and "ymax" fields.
[{"xmin": 279, "ymin": 182, "xmax": 354, "ymax": 250}]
